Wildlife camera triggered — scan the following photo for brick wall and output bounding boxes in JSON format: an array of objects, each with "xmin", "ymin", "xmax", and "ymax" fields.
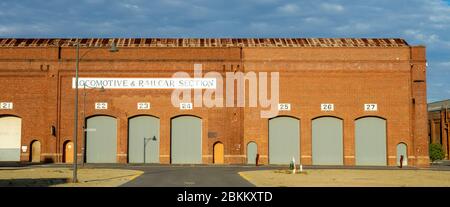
[{"xmin": 0, "ymin": 45, "xmax": 429, "ymax": 166}]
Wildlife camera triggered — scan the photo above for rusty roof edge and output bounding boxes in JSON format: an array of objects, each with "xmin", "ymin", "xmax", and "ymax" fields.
[{"xmin": 0, "ymin": 38, "xmax": 411, "ymax": 48}]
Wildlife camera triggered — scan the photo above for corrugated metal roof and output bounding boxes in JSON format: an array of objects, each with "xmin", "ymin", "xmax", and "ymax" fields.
[
  {"xmin": 0, "ymin": 38, "xmax": 409, "ymax": 48},
  {"xmin": 428, "ymin": 99, "xmax": 450, "ymax": 111}
]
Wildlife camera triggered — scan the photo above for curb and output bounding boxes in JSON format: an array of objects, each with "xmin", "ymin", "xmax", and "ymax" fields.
[
  {"xmin": 237, "ymin": 172, "xmax": 255, "ymax": 186},
  {"xmin": 128, "ymin": 171, "xmax": 144, "ymax": 182}
]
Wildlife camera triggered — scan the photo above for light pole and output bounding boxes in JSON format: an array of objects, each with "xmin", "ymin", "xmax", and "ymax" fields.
[
  {"xmin": 72, "ymin": 40, "xmax": 119, "ymax": 183},
  {"xmin": 73, "ymin": 42, "xmax": 80, "ymax": 183}
]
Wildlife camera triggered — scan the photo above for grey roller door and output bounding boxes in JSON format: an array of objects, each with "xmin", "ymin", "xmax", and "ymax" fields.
[
  {"xmin": 312, "ymin": 117, "xmax": 343, "ymax": 165},
  {"xmin": 86, "ymin": 116, "xmax": 117, "ymax": 163},
  {"xmin": 269, "ymin": 117, "xmax": 300, "ymax": 164},
  {"xmin": 129, "ymin": 116, "xmax": 160, "ymax": 163},
  {"xmin": 247, "ymin": 142, "xmax": 257, "ymax": 164},
  {"xmin": 0, "ymin": 116, "xmax": 21, "ymax": 161},
  {"xmin": 355, "ymin": 117, "xmax": 387, "ymax": 166},
  {"xmin": 171, "ymin": 116, "xmax": 202, "ymax": 164}
]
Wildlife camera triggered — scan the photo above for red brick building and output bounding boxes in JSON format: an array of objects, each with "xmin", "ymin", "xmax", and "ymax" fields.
[
  {"xmin": 0, "ymin": 38, "xmax": 429, "ymax": 167},
  {"xmin": 428, "ymin": 99, "xmax": 450, "ymax": 159}
]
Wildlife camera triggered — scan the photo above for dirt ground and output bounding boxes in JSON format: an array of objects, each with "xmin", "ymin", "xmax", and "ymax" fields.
[
  {"xmin": 0, "ymin": 167, "xmax": 143, "ymax": 187},
  {"xmin": 239, "ymin": 169, "xmax": 450, "ymax": 187}
]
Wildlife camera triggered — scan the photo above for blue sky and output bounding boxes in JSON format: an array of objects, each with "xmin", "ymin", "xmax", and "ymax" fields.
[{"xmin": 0, "ymin": 0, "xmax": 449, "ymax": 102}]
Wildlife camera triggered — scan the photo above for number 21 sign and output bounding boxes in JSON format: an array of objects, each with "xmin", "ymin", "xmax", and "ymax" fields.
[{"xmin": 0, "ymin": 102, "xmax": 13, "ymax": 109}]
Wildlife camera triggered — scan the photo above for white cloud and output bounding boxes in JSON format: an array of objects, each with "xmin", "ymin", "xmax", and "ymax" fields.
[
  {"xmin": 123, "ymin": 4, "xmax": 139, "ymax": 10},
  {"xmin": 249, "ymin": 22, "xmax": 270, "ymax": 30},
  {"xmin": 187, "ymin": 5, "xmax": 211, "ymax": 19},
  {"xmin": 303, "ymin": 17, "xmax": 328, "ymax": 24},
  {"xmin": 431, "ymin": 83, "xmax": 444, "ymax": 87},
  {"xmin": 403, "ymin": 30, "xmax": 440, "ymax": 43},
  {"xmin": 247, "ymin": 0, "xmax": 279, "ymax": 4},
  {"xmin": 428, "ymin": 15, "xmax": 450, "ymax": 23},
  {"xmin": 160, "ymin": 0, "xmax": 186, "ymax": 7},
  {"xmin": 403, "ymin": 29, "xmax": 450, "ymax": 48},
  {"xmin": 0, "ymin": 26, "xmax": 16, "ymax": 35},
  {"xmin": 277, "ymin": 4, "xmax": 299, "ymax": 14},
  {"xmin": 436, "ymin": 62, "xmax": 450, "ymax": 67},
  {"xmin": 84, "ymin": 0, "xmax": 106, "ymax": 4},
  {"xmin": 320, "ymin": 3, "xmax": 344, "ymax": 12},
  {"xmin": 335, "ymin": 22, "xmax": 372, "ymax": 34}
]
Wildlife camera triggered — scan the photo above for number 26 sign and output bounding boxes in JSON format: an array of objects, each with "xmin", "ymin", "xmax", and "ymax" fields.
[{"xmin": 321, "ymin": 103, "xmax": 334, "ymax": 111}]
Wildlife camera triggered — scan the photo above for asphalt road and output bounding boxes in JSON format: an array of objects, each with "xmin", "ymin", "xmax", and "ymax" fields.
[
  {"xmin": 109, "ymin": 164, "xmax": 450, "ymax": 187},
  {"xmin": 2, "ymin": 162, "xmax": 450, "ymax": 187},
  {"xmin": 121, "ymin": 165, "xmax": 257, "ymax": 187}
]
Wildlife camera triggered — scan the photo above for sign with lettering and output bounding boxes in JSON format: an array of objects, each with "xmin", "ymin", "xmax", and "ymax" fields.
[
  {"xmin": 0, "ymin": 102, "xmax": 13, "ymax": 109},
  {"xmin": 364, "ymin": 103, "xmax": 378, "ymax": 111},
  {"xmin": 278, "ymin": 103, "xmax": 291, "ymax": 111},
  {"xmin": 180, "ymin": 103, "xmax": 193, "ymax": 110},
  {"xmin": 321, "ymin": 103, "xmax": 334, "ymax": 111},
  {"xmin": 95, "ymin": 102, "xmax": 108, "ymax": 110},
  {"xmin": 73, "ymin": 78, "xmax": 216, "ymax": 89},
  {"xmin": 137, "ymin": 102, "xmax": 151, "ymax": 110}
]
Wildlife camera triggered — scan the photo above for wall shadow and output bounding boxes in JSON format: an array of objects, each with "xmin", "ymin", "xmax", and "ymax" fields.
[{"xmin": 0, "ymin": 178, "xmax": 69, "ymax": 187}]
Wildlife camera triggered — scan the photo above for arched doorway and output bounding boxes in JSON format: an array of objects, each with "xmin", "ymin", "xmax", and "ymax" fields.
[
  {"xmin": 86, "ymin": 115, "xmax": 117, "ymax": 163},
  {"xmin": 128, "ymin": 115, "xmax": 160, "ymax": 163},
  {"xmin": 30, "ymin": 140, "xmax": 41, "ymax": 163},
  {"xmin": 355, "ymin": 117, "xmax": 387, "ymax": 166},
  {"xmin": 312, "ymin": 116, "xmax": 343, "ymax": 165},
  {"xmin": 213, "ymin": 142, "xmax": 224, "ymax": 164},
  {"xmin": 0, "ymin": 116, "xmax": 22, "ymax": 161},
  {"xmin": 171, "ymin": 115, "xmax": 202, "ymax": 164},
  {"xmin": 269, "ymin": 116, "xmax": 300, "ymax": 164},
  {"xmin": 397, "ymin": 143, "xmax": 408, "ymax": 166},
  {"xmin": 63, "ymin": 141, "xmax": 74, "ymax": 163},
  {"xmin": 247, "ymin": 142, "xmax": 257, "ymax": 164}
]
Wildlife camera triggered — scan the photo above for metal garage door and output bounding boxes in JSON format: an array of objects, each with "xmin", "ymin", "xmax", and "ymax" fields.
[
  {"xmin": 171, "ymin": 116, "xmax": 202, "ymax": 164},
  {"xmin": 269, "ymin": 117, "xmax": 300, "ymax": 164},
  {"xmin": 129, "ymin": 116, "xmax": 160, "ymax": 163},
  {"xmin": 247, "ymin": 142, "xmax": 257, "ymax": 164},
  {"xmin": 355, "ymin": 117, "xmax": 387, "ymax": 166},
  {"xmin": 312, "ymin": 117, "xmax": 343, "ymax": 165},
  {"xmin": 86, "ymin": 116, "xmax": 117, "ymax": 163},
  {"xmin": 0, "ymin": 116, "xmax": 21, "ymax": 161}
]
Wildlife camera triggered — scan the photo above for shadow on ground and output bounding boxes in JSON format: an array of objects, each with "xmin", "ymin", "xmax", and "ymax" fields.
[{"xmin": 0, "ymin": 178, "xmax": 69, "ymax": 187}]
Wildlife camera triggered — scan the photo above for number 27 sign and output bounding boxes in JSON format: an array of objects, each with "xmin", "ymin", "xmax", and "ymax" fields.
[{"xmin": 364, "ymin": 104, "xmax": 377, "ymax": 111}]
